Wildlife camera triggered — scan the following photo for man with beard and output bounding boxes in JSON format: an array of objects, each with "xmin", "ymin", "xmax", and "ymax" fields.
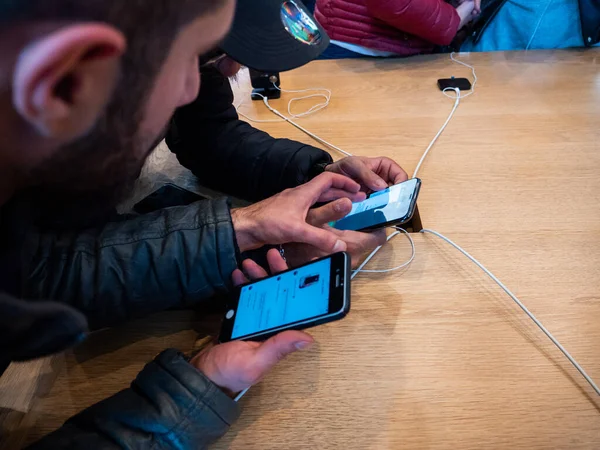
[
  {"xmin": 14, "ymin": 1, "xmax": 409, "ymax": 326},
  {"xmin": 0, "ymin": 0, "xmax": 369, "ymax": 447}
]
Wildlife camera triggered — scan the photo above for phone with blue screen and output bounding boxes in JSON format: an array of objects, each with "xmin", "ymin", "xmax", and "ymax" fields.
[
  {"xmin": 333, "ymin": 178, "xmax": 421, "ymax": 232},
  {"xmin": 219, "ymin": 252, "xmax": 350, "ymax": 342}
]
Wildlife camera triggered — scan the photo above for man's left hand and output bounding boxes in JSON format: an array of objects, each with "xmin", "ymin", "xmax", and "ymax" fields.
[{"xmin": 325, "ymin": 156, "xmax": 408, "ymax": 194}]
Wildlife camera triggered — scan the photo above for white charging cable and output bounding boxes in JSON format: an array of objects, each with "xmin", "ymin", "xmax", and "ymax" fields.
[
  {"xmin": 239, "ymin": 53, "xmax": 477, "ymax": 277},
  {"xmin": 413, "ymin": 53, "xmax": 477, "ymax": 178},
  {"xmin": 421, "ymin": 228, "xmax": 600, "ymax": 396},
  {"xmin": 234, "ymin": 387, "xmax": 250, "ymax": 402},
  {"xmin": 412, "ymin": 90, "xmax": 460, "ymax": 179},
  {"xmin": 237, "ymin": 92, "xmax": 352, "ymax": 157},
  {"xmin": 234, "ymin": 55, "xmax": 600, "ymax": 399},
  {"xmin": 351, "ymin": 227, "xmax": 415, "ymax": 279},
  {"xmin": 259, "ymin": 94, "xmax": 353, "ymax": 157},
  {"xmin": 236, "ymin": 85, "xmax": 331, "ymax": 122}
]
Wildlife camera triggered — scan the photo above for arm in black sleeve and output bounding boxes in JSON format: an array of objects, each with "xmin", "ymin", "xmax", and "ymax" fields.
[
  {"xmin": 165, "ymin": 66, "xmax": 333, "ymax": 202},
  {"xmin": 19, "ymin": 198, "xmax": 240, "ymax": 330},
  {"xmin": 28, "ymin": 349, "xmax": 240, "ymax": 450}
]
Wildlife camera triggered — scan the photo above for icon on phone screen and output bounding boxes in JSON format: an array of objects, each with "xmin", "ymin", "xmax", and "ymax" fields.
[{"xmin": 300, "ymin": 274, "xmax": 320, "ymax": 289}]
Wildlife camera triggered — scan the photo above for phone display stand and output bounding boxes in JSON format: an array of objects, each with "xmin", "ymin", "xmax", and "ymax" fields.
[
  {"xmin": 249, "ymin": 69, "xmax": 281, "ymax": 101},
  {"xmin": 404, "ymin": 204, "xmax": 423, "ymax": 233}
]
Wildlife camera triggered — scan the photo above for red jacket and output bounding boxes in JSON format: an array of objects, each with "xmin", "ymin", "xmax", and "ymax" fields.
[{"xmin": 314, "ymin": 0, "xmax": 460, "ymax": 56}]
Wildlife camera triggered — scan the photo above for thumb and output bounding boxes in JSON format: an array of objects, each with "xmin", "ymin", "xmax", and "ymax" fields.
[
  {"xmin": 341, "ymin": 159, "xmax": 387, "ymax": 191},
  {"xmin": 254, "ymin": 331, "xmax": 314, "ymax": 372},
  {"xmin": 308, "ymin": 198, "xmax": 352, "ymax": 226},
  {"xmin": 296, "ymin": 223, "xmax": 347, "ymax": 253}
]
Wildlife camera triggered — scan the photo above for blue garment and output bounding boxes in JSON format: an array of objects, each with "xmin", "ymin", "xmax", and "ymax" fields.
[
  {"xmin": 462, "ymin": 0, "xmax": 595, "ymax": 52},
  {"xmin": 304, "ymin": 0, "xmax": 316, "ymax": 12},
  {"xmin": 318, "ymin": 43, "xmax": 365, "ymax": 59}
]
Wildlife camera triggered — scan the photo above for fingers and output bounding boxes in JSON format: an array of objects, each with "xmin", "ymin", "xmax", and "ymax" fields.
[
  {"xmin": 318, "ymin": 188, "xmax": 366, "ymax": 203},
  {"xmin": 342, "ymin": 229, "xmax": 387, "ymax": 263},
  {"xmin": 372, "ymin": 157, "xmax": 408, "ymax": 185},
  {"xmin": 232, "ymin": 269, "xmax": 249, "ymax": 286},
  {"xmin": 254, "ymin": 330, "xmax": 314, "ymax": 370},
  {"xmin": 307, "ymin": 198, "xmax": 352, "ymax": 226},
  {"xmin": 340, "ymin": 157, "xmax": 389, "ymax": 191},
  {"xmin": 241, "ymin": 259, "xmax": 269, "ymax": 280},
  {"xmin": 266, "ymin": 248, "xmax": 288, "ymax": 273},
  {"xmin": 235, "ymin": 250, "xmax": 289, "ymax": 285},
  {"xmin": 300, "ymin": 172, "xmax": 361, "ymax": 204},
  {"xmin": 363, "ymin": 228, "xmax": 387, "ymax": 248},
  {"xmin": 296, "ymin": 223, "xmax": 347, "ymax": 253}
]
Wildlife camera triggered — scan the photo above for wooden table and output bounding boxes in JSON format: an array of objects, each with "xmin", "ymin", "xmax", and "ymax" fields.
[{"xmin": 18, "ymin": 50, "xmax": 600, "ymax": 449}]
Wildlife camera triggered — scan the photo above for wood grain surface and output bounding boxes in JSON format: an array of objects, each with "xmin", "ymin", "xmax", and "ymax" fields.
[{"xmin": 14, "ymin": 50, "xmax": 600, "ymax": 449}]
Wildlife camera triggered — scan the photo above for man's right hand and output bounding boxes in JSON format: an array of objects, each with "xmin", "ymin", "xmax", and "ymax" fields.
[
  {"xmin": 284, "ymin": 197, "xmax": 387, "ymax": 268},
  {"xmin": 231, "ymin": 172, "xmax": 366, "ymax": 254}
]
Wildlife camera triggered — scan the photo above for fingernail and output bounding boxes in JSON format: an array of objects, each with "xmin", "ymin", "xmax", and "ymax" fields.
[
  {"xmin": 295, "ymin": 341, "xmax": 313, "ymax": 350},
  {"xmin": 333, "ymin": 240, "xmax": 346, "ymax": 252},
  {"xmin": 376, "ymin": 180, "xmax": 387, "ymax": 189},
  {"xmin": 334, "ymin": 200, "xmax": 350, "ymax": 212}
]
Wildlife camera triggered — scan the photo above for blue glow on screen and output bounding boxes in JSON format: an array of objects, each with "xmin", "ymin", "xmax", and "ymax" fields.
[
  {"xmin": 231, "ymin": 258, "xmax": 331, "ymax": 339},
  {"xmin": 334, "ymin": 178, "xmax": 418, "ymax": 231}
]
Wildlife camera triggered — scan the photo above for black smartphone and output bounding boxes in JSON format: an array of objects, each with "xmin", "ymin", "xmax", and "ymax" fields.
[
  {"xmin": 332, "ymin": 178, "xmax": 421, "ymax": 232},
  {"xmin": 437, "ymin": 77, "xmax": 472, "ymax": 91},
  {"xmin": 219, "ymin": 252, "xmax": 351, "ymax": 342}
]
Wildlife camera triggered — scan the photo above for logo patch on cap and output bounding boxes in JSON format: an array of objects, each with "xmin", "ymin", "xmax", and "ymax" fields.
[{"xmin": 280, "ymin": 0, "xmax": 322, "ymax": 46}]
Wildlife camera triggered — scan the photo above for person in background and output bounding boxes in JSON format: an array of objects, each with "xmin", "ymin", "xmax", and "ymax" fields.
[
  {"xmin": 313, "ymin": 0, "xmax": 480, "ymax": 59},
  {"xmin": 460, "ymin": 0, "xmax": 600, "ymax": 51}
]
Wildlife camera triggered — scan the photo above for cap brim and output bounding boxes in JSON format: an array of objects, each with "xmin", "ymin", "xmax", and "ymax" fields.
[{"xmin": 221, "ymin": 0, "xmax": 330, "ymax": 73}]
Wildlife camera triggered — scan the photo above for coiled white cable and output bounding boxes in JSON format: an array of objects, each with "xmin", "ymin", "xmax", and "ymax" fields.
[{"xmin": 351, "ymin": 227, "xmax": 415, "ymax": 280}]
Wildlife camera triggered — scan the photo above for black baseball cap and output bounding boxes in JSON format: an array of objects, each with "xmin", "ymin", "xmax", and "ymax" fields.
[{"xmin": 220, "ymin": 0, "xmax": 330, "ymax": 72}]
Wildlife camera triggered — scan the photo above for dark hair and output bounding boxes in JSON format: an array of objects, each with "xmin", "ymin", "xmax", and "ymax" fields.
[{"xmin": 1, "ymin": 1, "xmax": 224, "ymax": 85}]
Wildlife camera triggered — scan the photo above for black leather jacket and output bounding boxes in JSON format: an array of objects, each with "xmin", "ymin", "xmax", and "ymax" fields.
[
  {"xmin": 468, "ymin": 0, "xmax": 600, "ymax": 47},
  {"xmin": 1, "ymin": 66, "xmax": 332, "ymax": 448}
]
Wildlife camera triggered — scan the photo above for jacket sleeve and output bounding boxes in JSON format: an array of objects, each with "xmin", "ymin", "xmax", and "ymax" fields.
[
  {"xmin": 365, "ymin": 0, "xmax": 461, "ymax": 45},
  {"xmin": 20, "ymin": 198, "xmax": 240, "ymax": 331},
  {"xmin": 27, "ymin": 349, "xmax": 241, "ymax": 450},
  {"xmin": 165, "ymin": 66, "xmax": 333, "ymax": 203}
]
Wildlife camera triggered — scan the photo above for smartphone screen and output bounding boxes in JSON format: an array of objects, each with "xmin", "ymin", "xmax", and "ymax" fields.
[
  {"xmin": 222, "ymin": 253, "xmax": 349, "ymax": 341},
  {"xmin": 333, "ymin": 178, "xmax": 421, "ymax": 231}
]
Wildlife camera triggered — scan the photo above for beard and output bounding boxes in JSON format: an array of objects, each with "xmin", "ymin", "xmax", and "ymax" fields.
[{"xmin": 25, "ymin": 72, "xmax": 160, "ymax": 230}]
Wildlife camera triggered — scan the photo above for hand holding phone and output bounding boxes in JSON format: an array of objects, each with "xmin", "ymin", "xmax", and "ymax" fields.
[
  {"xmin": 230, "ymin": 172, "xmax": 365, "ymax": 254},
  {"xmin": 191, "ymin": 250, "xmax": 315, "ymax": 395},
  {"xmin": 280, "ymin": 198, "xmax": 387, "ymax": 268},
  {"xmin": 220, "ymin": 252, "xmax": 351, "ymax": 342},
  {"xmin": 192, "ymin": 329, "xmax": 313, "ymax": 395}
]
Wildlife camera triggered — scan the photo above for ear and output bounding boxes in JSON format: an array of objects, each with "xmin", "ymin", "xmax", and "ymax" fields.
[{"xmin": 12, "ymin": 24, "xmax": 126, "ymax": 141}]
